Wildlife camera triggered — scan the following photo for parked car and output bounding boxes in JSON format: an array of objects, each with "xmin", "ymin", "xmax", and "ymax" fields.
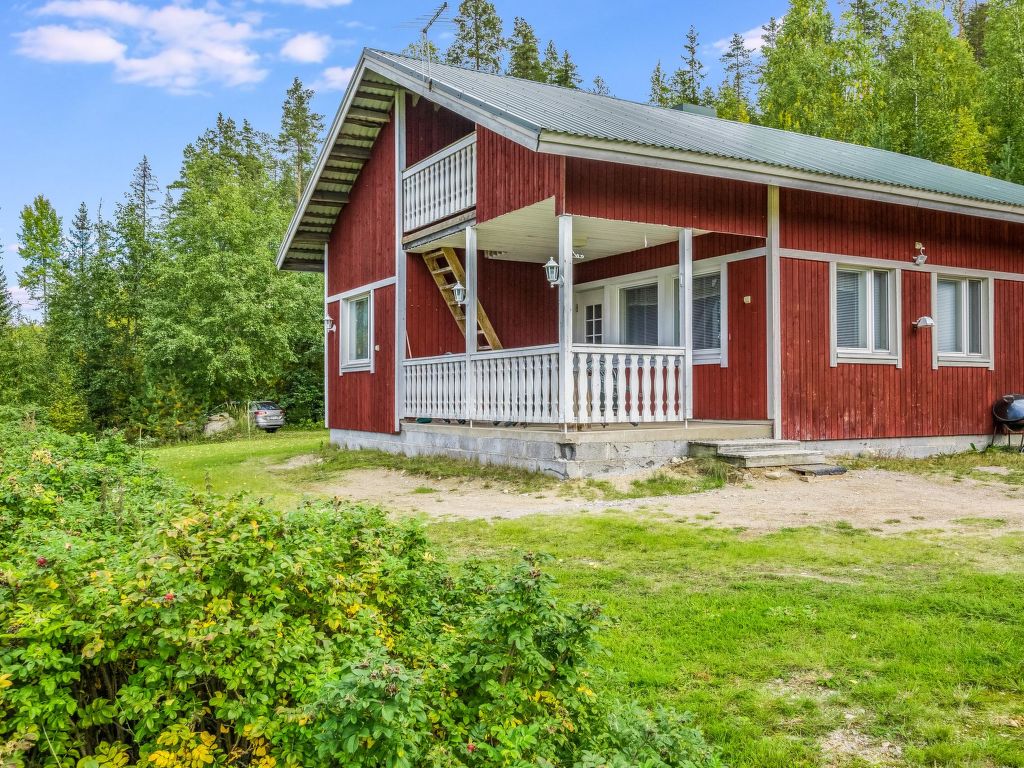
[{"xmin": 249, "ymin": 401, "xmax": 285, "ymax": 432}]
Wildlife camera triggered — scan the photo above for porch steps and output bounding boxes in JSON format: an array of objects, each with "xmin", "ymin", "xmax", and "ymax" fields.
[
  {"xmin": 689, "ymin": 439, "xmax": 844, "ymax": 472},
  {"xmin": 421, "ymin": 247, "xmax": 502, "ymax": 351}
]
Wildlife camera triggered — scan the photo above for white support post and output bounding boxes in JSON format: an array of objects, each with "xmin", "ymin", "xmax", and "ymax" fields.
[
  {"xmin": 464, "ymin": 225, "xmax": 478, "ymax": 422},
  {"xmin": 679, "ymin": 228, "xmax": 694, "ymax": 421},
  {"xmin": 766, "ymin": 185, "xmax": 783, "ymax": 439},
  {"xmin": 393, "ymin": 89, "xmax": 407, "ymax": 433},
  {"xmin": 323, "ymin": 242, "xmax": 330, "ymax": 429},
  {"xmin": 557, "ymin": 215, "xmax": 574, "ymax": 429}
]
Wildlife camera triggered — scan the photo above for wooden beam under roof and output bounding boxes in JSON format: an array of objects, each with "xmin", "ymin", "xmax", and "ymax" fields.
[
  {"xmin": 355, "ymin": 89, "xmax": 394, "ymax": 104},
  {"xmin": 309, "ymin": 190, "xmax": 349, "ymax": 204},
  {"xmin": 329, "ymin": 146, "xmax": 372, "ymax": 161},
  {"xmin": 347, "ymin": 107, "xmax": 390, "ymax": 122}
]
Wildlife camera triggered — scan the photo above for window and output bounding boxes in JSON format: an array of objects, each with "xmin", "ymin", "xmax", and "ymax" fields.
[
  {"xmin": 584, "ymin": 303, "xmax": 604, "ymax": 344},
  {"xmin": 341, "ymin": 292, "xmax": 372, "ymax": 371},
  {"xmin": 620, "ymin": 283, "xmax": 659, "ymax": 346},
  {"xmin": 692, "ymin": 273, "xmax": 722, "ymax": 353},
  {"xmin": 833, "ymin": 266, "xmax": 897, "ymax": 363},
  {"xmin": 935, "ymin": 275, "xmax": 990, "ymax": 364}
]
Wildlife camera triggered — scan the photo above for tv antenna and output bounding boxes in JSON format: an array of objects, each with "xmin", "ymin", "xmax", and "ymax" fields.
[{"xmin": 419, "ymin": 2, "xmax": 448, "ymax": 67}]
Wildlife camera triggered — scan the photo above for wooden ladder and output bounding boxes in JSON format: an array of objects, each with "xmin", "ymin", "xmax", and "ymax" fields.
[{"xmin": 421, "ymin": 247, "xmax": 502, "ymax": 351}]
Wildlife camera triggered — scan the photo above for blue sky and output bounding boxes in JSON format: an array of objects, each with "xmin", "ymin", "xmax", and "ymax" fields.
[{"xmin": 1, "ymin": 0, "xmax": 784, "ymax": 314}]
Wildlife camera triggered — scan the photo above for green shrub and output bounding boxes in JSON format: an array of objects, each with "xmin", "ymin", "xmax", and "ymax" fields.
[{"xmin": 0, "ymin": 421, "xmax": 722, "ymax": 768}]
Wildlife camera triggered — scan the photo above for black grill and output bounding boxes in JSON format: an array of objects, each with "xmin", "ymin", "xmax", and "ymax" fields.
[{"xmin": 992, "ymin": 394, "xmax": 1024, "ymax": 451}]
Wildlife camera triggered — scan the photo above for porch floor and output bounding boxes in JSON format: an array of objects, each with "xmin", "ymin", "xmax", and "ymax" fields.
[{"xmin": 401, "ymin": 418, "xmax": 772, "ymax": 442}]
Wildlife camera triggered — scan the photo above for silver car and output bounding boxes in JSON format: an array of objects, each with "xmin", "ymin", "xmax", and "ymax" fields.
[{"xmin": 250, "ymin": 401, "xmax": 285, "ymax": 432}]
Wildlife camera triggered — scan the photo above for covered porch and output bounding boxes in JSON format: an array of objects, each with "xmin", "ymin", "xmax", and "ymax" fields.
[{"xmin": 399, "ymin": 193, "xmax": 751, "ymax": 430}]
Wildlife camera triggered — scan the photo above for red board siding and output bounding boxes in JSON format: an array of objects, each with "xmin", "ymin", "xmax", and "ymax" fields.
[
  {"xmin": 693, "ymin": 256, "xmax": 768, "ymax": 420},
  {"xmin": 781, "ymin": 188, "xmax": 1024, "ymax": 272},
  {"xmin": 575, "ymin": 234, "xmax": 764, "ymax": 284},
  {"xmin": 404, "ymin": 95, "xmax": 474, "ymax": 168},
  {"xmin": 564, "ymin": 159, "xmax": 767, "ymax": 237},
  {"xmin": 476, "ymin": 127, "xmax": 563, "ymax": 222},
  {"xmin": 328, "ymin": 114, "xmax": 395, "ymax": 296},
  {"xmin": 405, "ymin": 253, "xmax": 465, "ymax": 358},
  {"xmin": 326, "ymin": 286, "xmax": 396, "ymax": 433},
  {"xmin": 479, "ymin": 257, "xmax": 558, "ymax": 347},
  {"xmin": 781, "ymin": 258, "xmax": 1024, "ymax": 440}
]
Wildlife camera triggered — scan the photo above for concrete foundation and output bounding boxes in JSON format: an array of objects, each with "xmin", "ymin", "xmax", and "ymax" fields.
[
  {"xmin": 330, "ymin": 420, "xmax": 773, "ymax": 478},
  {"xmin": 805, "ymin": 433, "xmax": 1003, "ymax": 459}
]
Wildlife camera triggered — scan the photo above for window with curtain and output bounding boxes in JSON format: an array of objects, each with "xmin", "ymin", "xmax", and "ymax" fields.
[
  {"xmin": 936, "ymin": 276, "xmax": 988, "ymax": 359},
  {"xmin": 835, "ymin": 267, "xmax": 894, "ymax": 357},
  {"xmin": 692, "ymin": 273, "xmax": 722, "ymax": 351},
  {"xmin": 620, "ymin": 283, "xmax": 659, "ymax": 345}
]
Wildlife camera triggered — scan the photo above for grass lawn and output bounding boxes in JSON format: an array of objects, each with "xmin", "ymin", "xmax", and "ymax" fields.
[
  {"xmin": 149, "ymin": 435, "xmax": 1024, "ymax": 767},
  {"xmin": 148, "ymin": 429, "xmax": 330, "ymax": 506}
]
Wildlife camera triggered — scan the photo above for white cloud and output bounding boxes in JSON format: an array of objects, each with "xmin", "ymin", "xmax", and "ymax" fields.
[
  {"xmin": 272, "ymin": 0, "xmax": 353, "ymax": 8},
  {"xmin": 281, "ymin": 32, "xmax": 330, "ymax": 63},
  {"xmin": 712, "ymin": 21, "xmax": 774, "ymax": 54},
  {"xmin": 18, "ymin": 0, "xmax": 268, "ymax": 92},
  {"xmin": 16, "ymin": 25, "xmax": 126, "ymax": 63},
  {"xmin": 314, "ymin": 65, "xmax": 355, "ymax": 91}
]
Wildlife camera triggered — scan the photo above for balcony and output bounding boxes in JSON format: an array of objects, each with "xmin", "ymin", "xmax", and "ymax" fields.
[{"xmin": 402, "ymin": 134, "xmax": 476, "ymax": 233}]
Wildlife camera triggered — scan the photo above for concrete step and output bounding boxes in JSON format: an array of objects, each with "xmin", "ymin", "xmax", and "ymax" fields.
[
  {"xmin": 689, "ymin": 439, "xmax": 801, "ymax": 457},
  {"xmin": 715, "ymin": 448, "xmax": 828, "ymax": 468}
]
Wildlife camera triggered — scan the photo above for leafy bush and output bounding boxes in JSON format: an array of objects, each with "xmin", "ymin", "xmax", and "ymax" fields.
[{"xmin": 0, "ymin": 420, "xmax": 722, "ymax": 768}]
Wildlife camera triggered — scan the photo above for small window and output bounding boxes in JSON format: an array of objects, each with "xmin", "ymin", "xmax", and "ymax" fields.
[
  {"xmin": 341, "ymin": 292, "xmax": 372, "ymax": 371},
  {"xmin": 620, "ymin": 283, "xmax": 659, "ymax": 346},
  {"xmin": 935, "ymin": 276, "xmax": 989, "ymax": 363},
  {"xmin": 834, "ymin": 266, "xmax": 896, "ymax": 362},
  {"xmin": 692, "ymin": 272, "xmax": 722, "ymax": 353},
  {"xmin": 584, "ymin": 303, "xmax": 604, "ymax": 344}
]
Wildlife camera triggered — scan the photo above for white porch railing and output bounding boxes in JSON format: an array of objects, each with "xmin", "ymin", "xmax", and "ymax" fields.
[
  {"xmin": 401, "ymin": 344, "xmax": 689, "ymax": 426},
  {"xmin": 403, "ymin": 354, "xmax": 466, "ymax": 421},
  {"xmin": 570, "ymin": 345, "xmax": 687, "ymax": 425},
  {"xmin": 402, "ymin": 134, "xmax": 476, "ymax": 232},
  {"xmin": 471, "ymin": 345, "xmax": 560, "ymax": 423}
]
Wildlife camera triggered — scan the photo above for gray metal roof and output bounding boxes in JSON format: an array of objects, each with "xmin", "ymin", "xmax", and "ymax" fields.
[{"xmin": 368, "ymin": 49, "xmax": 1024, "ymax": 210}]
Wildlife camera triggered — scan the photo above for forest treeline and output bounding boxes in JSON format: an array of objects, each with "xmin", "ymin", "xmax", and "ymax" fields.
[{"xmin": 2, "ymin": 0, "xmax": 1022, "ymax": 437}]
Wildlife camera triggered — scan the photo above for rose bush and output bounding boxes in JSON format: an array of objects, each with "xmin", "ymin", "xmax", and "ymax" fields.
[{"xmin": 0, "ymin": 415, "xmax": 722, "ymax": 768}]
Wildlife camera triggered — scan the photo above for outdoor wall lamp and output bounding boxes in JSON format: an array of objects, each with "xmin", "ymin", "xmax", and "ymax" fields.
[
  {"xmin": 452, "ymin": 280, "xmax": 467, "ymax": 305},
  {"xmin": 913, "ymin": 242, "xmax": 927, "ymax": 266},
  {"xmin": 544, "ymin": 256, "xmax": 561, "ymax": 286},
  {"xmin": 912, "ymin": 315, "xmax": 935, "ymax": 329},
  {"xmin": 324, "ymin": 314, "xmax": 337, "ymax": 334}
]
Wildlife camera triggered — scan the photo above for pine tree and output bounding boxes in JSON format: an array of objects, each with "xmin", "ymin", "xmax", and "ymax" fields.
[
  {"xmin": 0, "ymin": 260, "xmax": 15, "ymax": 329},
  {"xmin": 542, "ymin": 41, "xmax": 560, "ymax": 84},
  {"xmin": 670, "ymin": 26, "xmax": 706, "ymax": 104},
  {"xmin": 17, "ymin": 195, "xmax": 63, "ymax": 322},
  {"xmin": 278, "ymin": 78, "xmax": 325, "ymax": 208},
  {"xmin": 446, "ymin": 0, "xmax": 505, "ymax": 73},
  {"xmin": 506, "ymin": 17, "xmax": 545, "ymax": 81},
  {"xmin": 649, "ymin": 61, "xmax": 673, "ymax": 106},
  {"xmin": 962, "ymin": 2, "xmax": 989, "ymax": 63},
  {"xmin": 553, "ymin": 50, "xmax": 582, "ymax": 88},
  {"xmin": 129, "ymin": 156, "xmax": 159, "ymax": 238},
  {"xmin": 590, "ymin": 75, "xmax": 611, "ymax": 96},
  {"xmin": 720, "ymin": 32, "xmax": 756, "ymax": 102}
]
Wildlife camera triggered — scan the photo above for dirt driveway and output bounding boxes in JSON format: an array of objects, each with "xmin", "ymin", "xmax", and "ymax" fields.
[{"xmin": 308, "ymin": 466, "xmax": 1024, "ymax": 535}]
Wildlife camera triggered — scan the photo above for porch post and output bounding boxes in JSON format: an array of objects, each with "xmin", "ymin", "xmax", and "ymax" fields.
[
  {"xmin": 557, "ymin": 214, "xmax": 574, "ymax": 428},
  {"xmin": 393, "ymin": 89, "xmax": 407, "ymax": 432},
  {"xmin": 766, "ymin": 185, "xmax": 782, "ymax": 439},
  {"xmin": 464, "ymin": 225, "xmax": 478, "ymax": 422},
  {"xmin": 679, "ymin": 228, "xmax": 694, "ymax": 421}
]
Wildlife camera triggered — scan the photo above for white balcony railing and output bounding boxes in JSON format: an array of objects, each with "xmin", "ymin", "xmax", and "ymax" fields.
[
  {"xmin": 402, "ymin": 134, "xmax": 476, "ymax": 232},
  {"xmin": 401, "ymin": 344, "xmax": 688, "ymax": 426}
]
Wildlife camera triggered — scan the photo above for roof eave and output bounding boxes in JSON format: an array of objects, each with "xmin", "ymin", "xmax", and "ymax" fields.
[{"xmin": 538, "ymin": 131, "xmax": 1024, "ymax": 226}]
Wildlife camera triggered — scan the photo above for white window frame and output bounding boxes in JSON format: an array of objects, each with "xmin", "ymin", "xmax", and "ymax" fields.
[
  {"xmin": 931, "ymin": 272, "xmax": 994, "ymax": 369},
  {"xmin": 340, "ymin": 290, "xmax": 374, "ymax": 373},
  {"xmin": 573, "ymin": 262, "xmax": 729, "ymax": 367},
  {"xmin": 829, "ymin": 262, "xmax": 901, "ymax": 367}
]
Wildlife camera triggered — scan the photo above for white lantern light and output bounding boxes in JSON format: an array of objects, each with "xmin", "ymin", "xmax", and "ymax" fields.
[
  {"xmin": 324, "ymin": 314, "xmax": 337, "ymax": 333},
  {"xmin": 912, "ymin": 315, "xmax": 935, "ymax": 329},
  {"xmin": 452, "ymin": 280, "xmax": 467, "ymax": 305},
  {"xmin": 544, "ymin": 256, "xmax": 561, "ymax": 286}
]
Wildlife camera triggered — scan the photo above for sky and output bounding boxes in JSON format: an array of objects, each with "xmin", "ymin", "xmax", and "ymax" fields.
[{"xmin": 0, "ymin": 0, "xmax": 785, "ymax": 315}]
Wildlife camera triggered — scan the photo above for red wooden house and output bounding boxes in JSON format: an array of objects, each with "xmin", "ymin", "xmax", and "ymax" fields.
[{"xmin": 278, "ymin": 50, "xmax": 1024, "ymax": 476}]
